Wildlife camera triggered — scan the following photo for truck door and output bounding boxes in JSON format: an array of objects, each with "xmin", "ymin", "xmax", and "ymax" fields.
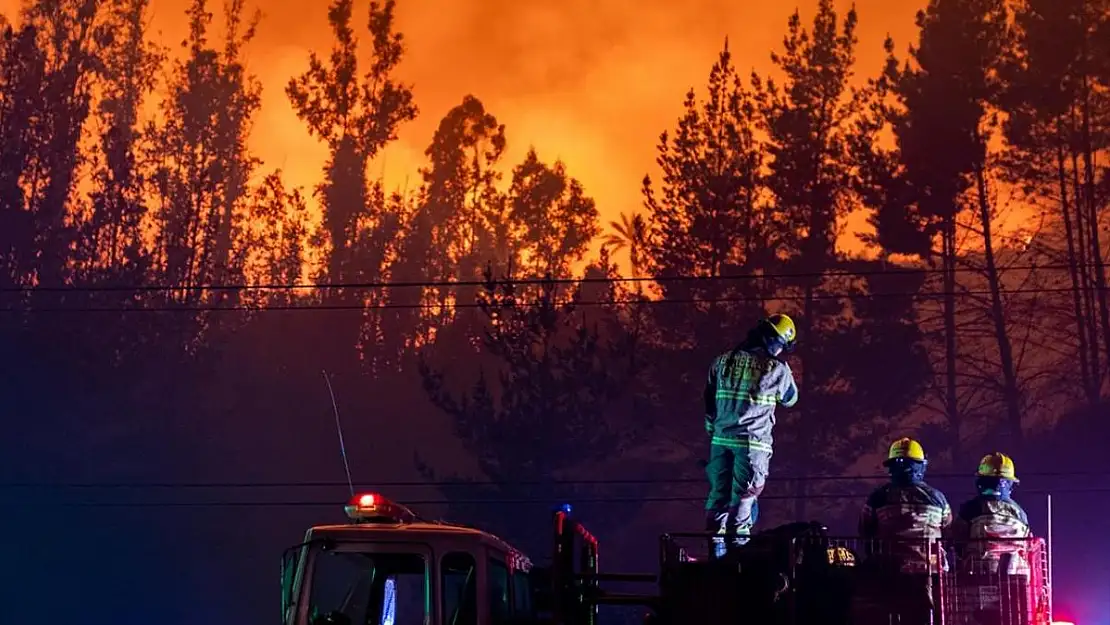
[
  {"xmin": 487, "ymin": 555, "xmax": 511, "ymax": 625},
  {"xmin": 441, "ymin": 551, "xmax": 478, "ymax": 625},
  {"xmin": 511, "ymin": 567, "xmax": 533, "ymax": 618}
]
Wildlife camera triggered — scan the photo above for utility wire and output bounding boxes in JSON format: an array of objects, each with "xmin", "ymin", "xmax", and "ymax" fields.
[
  {"xmin": 4, "ymin": 489, "xmax": 1105, "ymax": 508},
  {"xmin": 1, "ymin": 261, "xmax": 1104, "ymax": 294},
  {"xmin": 3, "ymin": 471, "xmax": 1105, "ymax": 489},
  {"xmin": 2, "ymin": 286, "xmax": 1102, "ymax": 314}
]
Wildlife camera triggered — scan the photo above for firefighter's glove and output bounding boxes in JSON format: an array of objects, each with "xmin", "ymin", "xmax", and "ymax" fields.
[{"xmin": 704, "ymin": 417, "xmax": 714, "ymax": 435}]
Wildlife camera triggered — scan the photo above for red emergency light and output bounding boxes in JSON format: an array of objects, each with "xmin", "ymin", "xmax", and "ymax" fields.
[{"xmin": 344, "ymin": 492, "xmax": 416, "ymax": 524}]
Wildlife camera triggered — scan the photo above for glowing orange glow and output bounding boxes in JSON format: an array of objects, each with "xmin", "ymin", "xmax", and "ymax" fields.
[{"xmin": 0, "ymin": 0, "xmax": 1038, "ymax": 272}]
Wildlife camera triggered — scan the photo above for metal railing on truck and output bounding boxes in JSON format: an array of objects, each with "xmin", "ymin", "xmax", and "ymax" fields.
[
  {"xmin": 785, "ymin": 535, "xmax": 1052, "ymax": 625},
  {"xmin": 551, "ymin": 511, "xmax": 1051, "ymax": 625},
  {"xmin": 939, "ymin": 537, "xmax": 1050, "ymax": 625},
  {"xmin": 655, "ymin": 531, "xmax": 1050, "ymax": 625}
]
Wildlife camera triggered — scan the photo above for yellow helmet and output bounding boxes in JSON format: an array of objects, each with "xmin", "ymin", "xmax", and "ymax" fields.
[
  {"xmin": 764, "ymin": 313, "xmax": 797, "ymax": 344},
  {"xmin": 977, "ymin": 452, "xmax": 1018, "ymax": 483},
  {"xmin": 884, "ymin": 437, "xmax": 926, "ymax": 465}
]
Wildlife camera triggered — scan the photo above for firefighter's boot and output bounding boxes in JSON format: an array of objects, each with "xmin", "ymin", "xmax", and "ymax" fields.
[
  {"xmin": 731, "ymin": 503, "xmax": 754, "ymax": 551},
  {"xmin": 706, "ymin": 510, "xmax": 730, "ymax": 559}
]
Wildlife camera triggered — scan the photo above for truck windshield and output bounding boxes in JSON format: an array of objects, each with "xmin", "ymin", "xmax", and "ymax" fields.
[{"xmin": 307, "ymin": 550, "xmax": 428, "ymax": 625}]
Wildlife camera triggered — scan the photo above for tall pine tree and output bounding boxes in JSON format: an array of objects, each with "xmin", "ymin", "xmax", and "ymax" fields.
[
  {"xmin": 752, "ymin": 0, "xmax": 900, "ymax": 517},
  {"xmin": 641, "ymin": 40, "xmax": 769, "ymax": 441},
  {"xmin": 886, "ymin": 0, "xmax": 1023, "ymax": 444}
]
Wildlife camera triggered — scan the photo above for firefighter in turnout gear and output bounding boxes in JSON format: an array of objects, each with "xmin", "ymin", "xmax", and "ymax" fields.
[
  {"xmin": 952, "ymin": 453, "xmax": 1031, "ymax": 574},
  {"xmin": 859, "ymin": 438, "xmax": 953, "ymax": 572},
  {"xmin": 704, "ymin": 313, "xmax": 799, "ymax": 556},
  {"xmin": 858, "ymin": 438, "xmax": 952, "ymax": 625}
]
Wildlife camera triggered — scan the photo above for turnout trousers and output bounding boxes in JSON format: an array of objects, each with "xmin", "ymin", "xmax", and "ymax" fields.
[{"xmin": 704, "ymin": 443, "xmax": 771, "ymax": 548}]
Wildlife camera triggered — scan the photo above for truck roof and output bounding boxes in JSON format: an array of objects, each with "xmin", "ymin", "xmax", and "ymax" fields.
[{"xmin": 306, "ymin": 521, "xmax": 530, "ymax": 564}]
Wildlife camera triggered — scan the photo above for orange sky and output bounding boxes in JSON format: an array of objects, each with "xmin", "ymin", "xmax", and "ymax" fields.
[
  {"xmin": 247, "ymin": 0, "xmax": 921, "ymax": 253},
  {"xmin": 3, "ymin": 0, "xmax": 933, "ymax": 259}
]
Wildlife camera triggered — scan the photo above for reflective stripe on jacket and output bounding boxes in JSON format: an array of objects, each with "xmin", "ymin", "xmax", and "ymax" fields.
[
  {"xmin": 704, "ymin": 347, "xmax": 797, "ymax": 452},
  {"xmin": 954, "ymin": 496, "xmax": 1031, "ymax": 573},
  {"xmin": 860, "ymin": 482, "xmax": 952, "ymax": 573}
]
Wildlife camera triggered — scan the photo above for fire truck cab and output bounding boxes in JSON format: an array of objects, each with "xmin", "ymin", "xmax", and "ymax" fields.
[{"xmin": 281, "ymin": 493, "xmax": 539, "ymax": 625}]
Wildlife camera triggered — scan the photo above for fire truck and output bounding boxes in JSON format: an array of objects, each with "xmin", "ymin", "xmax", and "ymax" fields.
[{"xmin": 280, "ymin": 492, "xmax": 1054, "ymax": 625}]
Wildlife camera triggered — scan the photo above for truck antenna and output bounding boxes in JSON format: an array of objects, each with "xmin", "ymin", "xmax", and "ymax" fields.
[{"xmin": 322, "ymin": 369, "xmax": 355, "ymax": 497}]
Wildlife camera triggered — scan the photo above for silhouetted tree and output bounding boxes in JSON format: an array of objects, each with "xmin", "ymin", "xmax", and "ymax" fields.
[
  {"xmin": 753, "ymin": 0, "xmax": 859, "ymax": 276},
  {"xmin": 351, "ymin": 183, "xmax": 407, "ymax": 370},
  {"xmin": 641, "ymin": 39, "xmax": 770, "ymax": 438},
  {"xmin": 19, "ymin": 0, "xmax": 104, "ymax": 287},
  {"xmin": 846, "ymin": 266, "xmax": 934, "ymax": 422},
  {"xmin": 386, "ymin": 100, "xmax": 599, "ymax": 367},
  {"xmin": 147, "ymin": 0, "xmax": 261, "ymax": 347},
  {"xmin": 601, "ymin": 211, "xmax": 648, "ymax": 276},
  {"xmin": 869, "ymin": 25, "xmax": 964, "ymax": 453},
  {"xmin": 418, "ymin": 262, "xmax": 642, "ymax": 547},
  {"xmin": 286, "ymin": 0, "xmax": 416, "ymax": 302},
  {"xmin": 0, "ymin": 0, "xmax": 112, "ymax": 289},
  {"xmin": 506, "ymin": 148, "xmax": 600, "ymax": 279},
  {"xmin": 242, "ymin": 171, "xmax": 317, "ymax": 307},
  {"xmin": 1067, "ymin": 1, "xmax": 1110, "ymax": 377},
  {"xmin": 388, "ymin": 95, "xmax": 507, "ymax": 350},
  {"xmin": 286, "ymin": 0, "xmax": 416, "ymax": 377},
  {"xmin": 644, "ymin": 40, "xmax": 768, "ymax": 288},
  {"xmin": 851, "ymin": 50, "xmax": 943, "ymax": 435},
  {"xmin": 0, "ymin": 17, "xmax": 47, "ymax": 287},
  {"xmin": 853, "ymin": 48, "xmax": 930, "ymax": 260},
  {"xmin": 76, "ymin": 0, "xmax": 163, "ymax": 287},
  {"xmin": 53, "ymin": 0, "xmax": 166, "ymax": 368},
  {"xmin": 887, "ymin": 0, "xmax": 1023, "ymax": 442},
  {"xmin": 751, "ymin": 0, "xmax": 871, "ymax": 517},
  {"xmin": 1003, "ymin": 0, "xmax": 1110, "ymax": 404}
]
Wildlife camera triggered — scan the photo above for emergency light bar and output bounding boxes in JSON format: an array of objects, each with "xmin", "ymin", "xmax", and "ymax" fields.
[{"xmin": 344, "ymin": 492, "xmax": 416, "ymax": 524}]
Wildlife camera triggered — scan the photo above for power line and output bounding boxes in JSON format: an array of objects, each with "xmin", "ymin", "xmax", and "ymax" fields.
[
  {"xmin": 3, "ymin": 489, "xmax": 1104, "ymax": 508},
  {"xmin": 1, "ymin": 261, "xmax": 1103, "ymax": 295},
  {"xmin": 3, "ymin": 471, "xmax": 1104, "ymax": 489},
  {"xmin": 1, "ymin": 286, "xmax": 1100, "ymax": 314}
]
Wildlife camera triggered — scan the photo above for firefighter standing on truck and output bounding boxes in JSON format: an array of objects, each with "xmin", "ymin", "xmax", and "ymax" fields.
[
  {"xmin": 952, "ymin": 452, "xmax": 1031, "ymax": 574},
  {"xmin": 704, "ymin": 313, "xmax": 798, "ymax": 554}
]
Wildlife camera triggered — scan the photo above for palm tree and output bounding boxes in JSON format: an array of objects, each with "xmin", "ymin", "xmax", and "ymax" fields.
[{"xmin": 601, "ymin": 212, "xmax": 648, "ymax": 275}]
